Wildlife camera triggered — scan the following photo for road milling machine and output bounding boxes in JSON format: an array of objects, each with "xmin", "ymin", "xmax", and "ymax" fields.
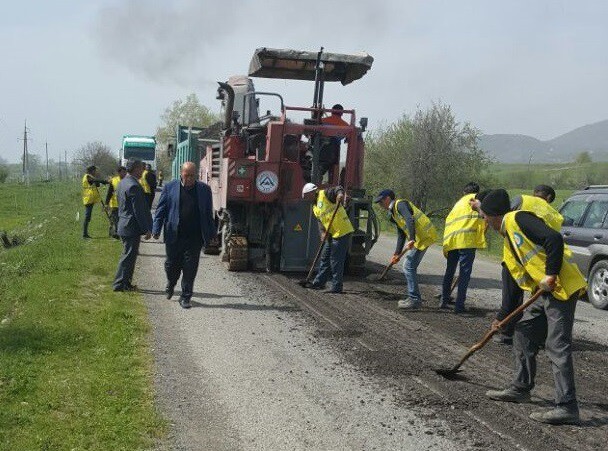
[{"xmin": 200, "ymin": 47, "xmax": 379, "ymax": 272}]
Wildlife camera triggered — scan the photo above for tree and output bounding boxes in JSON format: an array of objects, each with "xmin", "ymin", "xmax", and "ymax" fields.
[
  {"xmin": 0, "ymin": 157, "xmax": 8, "ymax": 183},
  {"xmin": 575, "ymin": 151, "xmax": 592, "ymax": 164},
  {"xmin": 365, "ymin": 102, "xmax": 491, "ymax": 211},
  {"xmin": 73, "ymin": 141, "xmax": 117, "ymax": 178},
  {"xmin": 155, "ymin": 93, "xmax": 220, "ymax": 177}
]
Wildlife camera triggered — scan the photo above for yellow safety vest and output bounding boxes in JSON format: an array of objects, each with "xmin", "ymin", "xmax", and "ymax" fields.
[
  {"xmin": 81, "ymin": 174, "xmax": 100, "ymax": 206},
  {"xmin": 139, "ymin": 170, "xmax": 151, "ymax": 194},
  {"xmin": 312, "ymin": 189, "xmax": 354, "ymax": 239},
  {"xmin": 518, "ymin": 195, "xmax": 563, "ymax": 231},
  {"xmin": 392, "ymin": 199, "xmax": 438, "ymax": 251},
  {"xmin": 109, "ymin": 175, "xmax": 121, "ymax": 208},
  {"xmin": 502, "ymin": 211, "xmax": 586, "ymax": 301},
  {"xmin": 443, "ymin": 194, "xmax": 487, "ymax": 254}
]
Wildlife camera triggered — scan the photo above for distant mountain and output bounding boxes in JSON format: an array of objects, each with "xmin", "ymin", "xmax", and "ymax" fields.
[{"xmin": 479, "ymin": 120, "xmax": 608, "ymax": 163}]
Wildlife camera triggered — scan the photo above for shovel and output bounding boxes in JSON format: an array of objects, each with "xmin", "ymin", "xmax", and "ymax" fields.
[
  {"xmin": 298, "ymin": 203, "xmax": 341, "ymax": 287},
  {"xmin": 374, "ymin": 248, "xmax": 408, "ymax": 282},
  {"xmin": 93, "ymin": 184, "xmax": 112, "ymax": 223},
  {"xmin": 434, "ymin": 275, "xmax": 460, "ymax": 301},
  {"xmin": 435, "ymin": 288, "xmax": 543, "ymax": 379}
]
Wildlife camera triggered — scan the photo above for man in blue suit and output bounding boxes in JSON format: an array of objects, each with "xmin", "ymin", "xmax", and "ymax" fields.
[
  {"xmin": 113, "ymin": 159, "xmax": 153, "ymax": 292},
  {"xmin": 153, "ymin": 161, "xmax": 215, "ymax": 309}
]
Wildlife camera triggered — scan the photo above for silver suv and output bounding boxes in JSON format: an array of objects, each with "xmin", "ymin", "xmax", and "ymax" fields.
[{"xmin": 560, "ymin": 185, "xmax": 608, "ymax": 309}]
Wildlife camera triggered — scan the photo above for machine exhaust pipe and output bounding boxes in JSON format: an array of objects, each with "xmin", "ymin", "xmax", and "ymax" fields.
[{"xmin": 217, "ymin": 82, "xmax": 235, "ymax": 131}]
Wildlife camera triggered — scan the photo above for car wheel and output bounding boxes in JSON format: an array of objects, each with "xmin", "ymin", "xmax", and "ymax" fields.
[{"xmin": 588, "ymin": 260, "xmax": 608, "ymax": 310}]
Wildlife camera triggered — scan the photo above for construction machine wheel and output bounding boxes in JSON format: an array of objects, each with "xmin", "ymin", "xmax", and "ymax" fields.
[
  {"xmin": 226, "ymin": 236, "xmax": 248, "ymax": 271},
  {"xmin": 346, "ymin": 242, "xmax": 366, "ymax": 275},
  {"xmin": 203, "ymin": 236, "xmax": 221, "ymax": 255}
]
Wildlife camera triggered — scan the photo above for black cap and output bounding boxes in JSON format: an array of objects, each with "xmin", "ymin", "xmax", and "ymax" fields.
[
  {"xmin": 374, "ymin": 189, "xmax": 396, "ymax": 203},
  {"xmin": 86, "ymin": 165, "xmax": 96, "ymax": 173},
  {"xmin": 475, "ymin": 189, "xmax": 491, "ymax": 202},
  {"xmin": 480, "ymin": 189, "xmax": 511, "ymax": 216}
]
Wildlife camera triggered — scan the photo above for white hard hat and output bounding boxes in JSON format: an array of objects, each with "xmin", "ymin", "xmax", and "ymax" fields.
[{"xmin": 301, "ymin": 183, "xmax": 318, "ymax": 198}]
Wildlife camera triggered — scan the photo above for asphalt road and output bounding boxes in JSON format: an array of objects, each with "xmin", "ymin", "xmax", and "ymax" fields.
[
  {"xmin": 137, "ymin": 234, "xmax": 608, "ymax": 450},
  {"xmin": 369, "ymin": 235, "xmax": 608, "ymax": 346}
]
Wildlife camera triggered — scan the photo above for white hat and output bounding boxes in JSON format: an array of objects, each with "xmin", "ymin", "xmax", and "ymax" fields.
[{"xmin": 301, "ymin": 182, "xmax": 318, "ymax": 198}]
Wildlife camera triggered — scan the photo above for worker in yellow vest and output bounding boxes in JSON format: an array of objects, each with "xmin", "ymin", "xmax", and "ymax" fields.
[
  {"xmin": 480, "ymin": 189, "xmax": 586, "ymax": 425},
  {"xmin": 510, "ymin": 184, "xmax": 563, "ymax": 231},
  {"xmin": 471, "ymin": 185, "xmax": 563, "ymax": 344},
  {"xmin": 105, "ymin": 166, "xmax": 127, "ymax": 238},
  {"xmin": 439, "ymin": 182, "xmax": 487, "ymax": 312},
  {"xmin": 374, "ymin": 189, "xmax": 438, "ymax": 309},
  {"xmin": 139, "ymin": 164, "xmax": 157, "ymax": 210},
  {"xmin": 301, "ymin": 183, "xmax": 354, "ymax": 294},
  {"xmin": 81, "ymin": 165, "xmax": 109, "ymax": 239}
]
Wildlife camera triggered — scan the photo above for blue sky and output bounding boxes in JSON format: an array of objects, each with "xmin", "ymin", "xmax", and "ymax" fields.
[{"xmin": 1, "ymin": 0, "xmax": 607, "ymax": 163}]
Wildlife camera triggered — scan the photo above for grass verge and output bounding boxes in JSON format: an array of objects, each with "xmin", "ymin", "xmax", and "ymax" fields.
[{"xmin": 0, "ymin": 182, "xmax": 165, "ymax": 450}]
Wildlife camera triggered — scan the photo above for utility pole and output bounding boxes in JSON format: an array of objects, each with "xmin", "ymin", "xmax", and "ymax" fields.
[
  {"xmin": 58, "ymin": 153, "xmax": 62, "ymax": 180},
  {"xmin": 21, "ymin": 120, "xmax": 30, "ymax": 185},
  {"xmin": 65, "ymin": 150, "xmax": 68, "ymax": 180},
  {"xmin": 45, "ymin": 141, "xmax": 50, "ymax": 182}
]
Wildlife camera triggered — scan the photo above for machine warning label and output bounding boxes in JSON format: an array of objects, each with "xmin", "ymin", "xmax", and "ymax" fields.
[
  {"xmin": 256, "ymin": 170, "xmax": 279, "ymax": 194},
  {"xmin": 293, "ymin": 223, "xmax": 303, "ymax": 232}
]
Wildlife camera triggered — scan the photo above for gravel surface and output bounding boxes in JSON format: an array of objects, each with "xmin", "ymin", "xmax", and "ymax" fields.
[
  {"xmin": 136, "ymin": 233, "xmax": 608, "ymax": 451},
  {"xmin": 137, "ymin": 240, "xmax": 464, "ymax": 450}
]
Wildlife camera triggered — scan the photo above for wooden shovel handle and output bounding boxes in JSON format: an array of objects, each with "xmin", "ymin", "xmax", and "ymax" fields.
[
  {"xmin": 305, "ymin": 202, "xmax": 341, "ymax": 282},
  {"xmin": 454, "ymin": 288, "xmax": 544, "ymax": 369}
]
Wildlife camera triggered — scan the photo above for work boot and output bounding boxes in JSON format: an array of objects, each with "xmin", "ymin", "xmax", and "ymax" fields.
[
  {"xmin": 179, "ymin": 298, "xmax": 192, "ymax": 309},
  {"xmin": 486, "ymin": 386, "xmax": 531, "ymax": 403},
  {"xmin": 529, "ymin": 403, "xmax": 580, "ymax": 425},
  {"xmin": 83, "ymin": 234, "xmax": 92, "ymax": 239},
  {"xmin": 438, "ymin": 300, "xmax": 451, "ymax": 309},
  {"xmin": 324, "ymin": 288, "xmax": 342, "ymax": 294},
  {"xmin": 397, "ymin": 298, "xmax": 420, "ymax": 310}
]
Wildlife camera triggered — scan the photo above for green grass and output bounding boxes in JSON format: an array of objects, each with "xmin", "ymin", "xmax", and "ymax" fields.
[{"xmin": 0, "ymin": 182, "xmax": 165, "ymax": 450}]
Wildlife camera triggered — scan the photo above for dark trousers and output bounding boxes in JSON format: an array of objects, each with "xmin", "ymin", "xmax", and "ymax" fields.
[
  {"xmin": 441, "ymin": 248, "xmax": 476, "ymax": 309},
  {"xmin": 83, "ymin": 203, "xmax": 94, "ymax": 237},
  {"xmin": 109, "ymin": 208, "xmax": 119, "ymax": 238},
  {"xmin": 500, "ymin": 264, "xmax": 524, "ymax": 337},
  {"xmin": 512, "ymin": 293, "xmax": 578, "ymax": 405},
  {"xmin": 313, "ymin": 234, "xmax": 350, "ymax": 292},
  {"xmin": 113, "ymin": 235, "xmax": 141, "ymax": 290},
  {"xmin": 146, "ymin": 193, "xmax": 155, "ymax": 210},
  {"xmin": 165, "ymin": 235, "xmax": 203, "ymax": 300}
]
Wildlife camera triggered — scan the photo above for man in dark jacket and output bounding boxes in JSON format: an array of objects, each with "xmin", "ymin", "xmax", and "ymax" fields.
[
  {"xmin": 152, "ymin": 161, "xmax": 215, "ymax": 309},
  {"xmin": 112, "ymin": 159, "xmax": 153, "ymax": 292}
]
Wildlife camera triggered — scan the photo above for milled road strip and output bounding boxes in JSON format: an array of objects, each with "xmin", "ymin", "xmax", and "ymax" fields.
[{"xmin": 137, "ymin": 241, "xmax": 464, "ymax": 450}]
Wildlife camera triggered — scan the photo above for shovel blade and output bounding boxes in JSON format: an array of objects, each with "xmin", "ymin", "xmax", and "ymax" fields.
[{"xmin": 434, "ymin": 366, "xmax": 462, "ymax": 379}]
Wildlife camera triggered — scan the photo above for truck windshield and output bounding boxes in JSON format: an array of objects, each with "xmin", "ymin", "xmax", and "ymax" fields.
[{"xmin": 123, "ymin": 146, "xmax": 155, "ymax": 161}]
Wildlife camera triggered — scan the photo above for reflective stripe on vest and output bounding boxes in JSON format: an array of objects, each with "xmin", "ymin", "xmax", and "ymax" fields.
[
  {"xmin": 442, "ymin": 194, "xmax": 487, "ymax": 254},
  {"xmin": 139, "ymin": 170, "xmax": 151, "ymax": 194},
  {"xmin": 109, "ymin": 176, "xmax": 121, "ymax": 208},
  {"xmin": 502, "ymin": 211, "xmax": 586, "ymax": 301},
  {"xmin": 312, "ymin": 189, "xmax": 354, "ymax": 239},
  {"xmin": 81, "ymin": 174, "xmax": 100, "ymax": 206},
  {"xmin": 519, "ymin": 195, "xmax": 563, "ymax": 231},
  {"xmin": 392, "ymin": 199, "xmax": 438, "ymax": 251}
]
